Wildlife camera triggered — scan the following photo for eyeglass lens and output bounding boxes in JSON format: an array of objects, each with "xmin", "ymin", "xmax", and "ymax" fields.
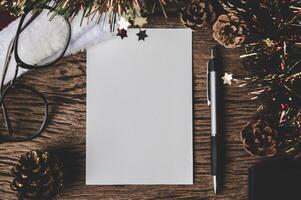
[{"xmin": 0, "ymin": 7, "xmax": 70, "ymax": 142}]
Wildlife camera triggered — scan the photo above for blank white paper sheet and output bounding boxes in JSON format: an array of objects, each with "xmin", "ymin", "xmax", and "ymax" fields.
[{"xmin": 86, "ymin": 29, "xmax": 193, "ymax": 185}]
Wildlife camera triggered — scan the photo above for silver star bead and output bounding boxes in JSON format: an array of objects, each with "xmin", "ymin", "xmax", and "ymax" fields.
[{"xmin": 117, "ymin": 17, "xmax": 131, "ymax": 30}]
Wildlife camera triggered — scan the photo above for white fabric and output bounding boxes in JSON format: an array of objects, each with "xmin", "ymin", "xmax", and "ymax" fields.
[{"xmin": 0, "ymin": 11, "xmax": 113, "ymax": 84}]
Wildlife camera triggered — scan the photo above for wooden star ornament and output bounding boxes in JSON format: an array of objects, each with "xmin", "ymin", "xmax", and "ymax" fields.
[
  {"xmin": 117, "ymin": 28, "xmax": 128, "ymax": 39},
  {"xmin": 136, "ymin": 30, "xmax": 148, "ymax": 41},
  {"xmin": 134, "ymin": 17, "xmax": 148, "ymax": 27},
  {"xmin": 222, "ymin": 73, "xmax": 233, "ymax": 85},
  {"xmin": 117, "ymin": 17, "xmax": 131, "ymax": 30}
]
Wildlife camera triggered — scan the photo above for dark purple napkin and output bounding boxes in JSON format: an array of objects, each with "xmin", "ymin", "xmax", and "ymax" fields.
[{"xmin": 249, "ymin": 157, "xmax": 301, "ymax": 200}]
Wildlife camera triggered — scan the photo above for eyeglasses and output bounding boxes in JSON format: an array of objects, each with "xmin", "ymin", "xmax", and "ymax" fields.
[{"xmin": 0, "ymin": 7, "xmax": 71, "ymax": 142}]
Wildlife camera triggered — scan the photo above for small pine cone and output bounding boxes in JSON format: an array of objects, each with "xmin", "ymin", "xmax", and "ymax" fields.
[
  {"xmin": 212, "ymin": 13, "xmax": 246, "ymax": 48},
  {"xmin": 11, "ymin": 150, "xmax": 63, "ymax": 200},
  {"xmin": 179, "ymin": 0, "xmax": 216, "ymax": 30},
  {"xmin": 241, "ymin": 119, "xmax": 278, "ymax": 157}
]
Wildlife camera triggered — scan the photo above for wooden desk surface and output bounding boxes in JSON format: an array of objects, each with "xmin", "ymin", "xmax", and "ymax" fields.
[{"xmin": 0, "ymin": 16, "xmax": 259, "ymax": 200}]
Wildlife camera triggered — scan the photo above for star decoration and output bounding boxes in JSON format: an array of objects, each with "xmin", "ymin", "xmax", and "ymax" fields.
[
  {"xmin": 136, "ymin": 30, "xmax": 148, "ymax": 41},
  {"xmin": 134, "ymin": 17, "xmax": 148, "ymax": 27},
  {"xmin": 222, "ymin": 73, "xmax": 233, "ymax": 85},
  {"xmin": 117, "ymin": 17, "xmax": 131, "ymax": 30},
  {"xmin": 117, "ymin": 28, "xmax": 128, "ymax": 39}
]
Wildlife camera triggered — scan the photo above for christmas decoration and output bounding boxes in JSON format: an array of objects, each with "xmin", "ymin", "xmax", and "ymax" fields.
[
  {"xmin": 11, "ymin": 150, "xmax": 63, "ymax": 200},
  {"xmin": 211, "ymin": 0, "xmax": 301, "ymax": 157},
  {"xmin": 0, "ymin": 0, "xmax": 173, "ymax": 30},
  {"xmin": 0, "ymin": 0, "xmax": 175, "ymax": 41},
  {"xmin": 221, "ymin": 72, "xmax": 233, "ymax": 85},
  {"xmin": 134, "ymin": 17, "xmax": 148, "ymax": 27},
  {"xmin": 241, "ymin": 118, "xmax": 278, "ymax": 157},
  {"xmin": 143, "ymin": 0, "xmax": 172, "ymax": 19},
  {"xmin": 1, "ymin": 0, "xmax": 138, "ymax": 20},
  {"xmin": 117, "ymin": 17, "xmax": 131, "ymax": 30},
  {"xmin": 179, "ymin": 0, "xmax": 207, "ymax": 30},
  {"xmin": 282, "ymin": 137, "xmax": 301, "ymax": 158},
  {"xmin": 117, "ymin": 28, "xmax": 128, "ymax": 39},
  {"xmin": 212, "ymin": 13, "xmax": 246, "ymax": 48},
  {"xmin": 179, "ymin": 0, "xmax": 223, "ymax": 30},
  {"xmin": 137, "ymin": 30, "xmax": 148, "ymax": 41}
]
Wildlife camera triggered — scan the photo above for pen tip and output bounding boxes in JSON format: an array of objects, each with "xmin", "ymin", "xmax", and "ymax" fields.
[{"xmin": 213, "ymin": 176, "xmax": 217, "ymax": 195}]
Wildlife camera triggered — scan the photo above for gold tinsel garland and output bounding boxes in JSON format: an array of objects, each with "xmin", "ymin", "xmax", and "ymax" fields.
[
  {"xmin": 218, "ymin": 0, "xmax": 301, "ymax": 157},
  {"xmin": 0, "ymin": 0, "xmax": 167, "ymax": 25}
]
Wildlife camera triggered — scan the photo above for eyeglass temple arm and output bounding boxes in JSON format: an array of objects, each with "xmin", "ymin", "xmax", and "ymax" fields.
[
  {"xmin": 0, "ymin": 10, "xmax": 41, "ymax": 91},
  {"xmin": 1, "ymin": 66, "xmax": 20, "ymax": 138},
  {"xmin": 0, "ymin": 39, "xmax": 15, "ymax": 94},
  {"xmin": 0, "ymin": 38, "xmax": 14, "ymax": 136},
  {"xmin": 0, "ymin": 10, "xmax": 45, "ymax": 141},
  {"xmin": 3, "ymin": 66, "xmax": 20, "ymax": 135},
  {"xmin": 0, "ymin": 38, "xmax": 21, "ymax": 138},
  {"xmin": 1, "ymin": 68, "xmax": 22, "ymax": 139},
  {"xmin": 2, "ymin": 104, "xmax": 13, "ymax": 136}
]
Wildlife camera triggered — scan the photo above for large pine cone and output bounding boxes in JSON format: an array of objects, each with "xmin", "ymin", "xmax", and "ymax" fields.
[
  {"xmin": 179, "ymin": 0, "xmax": 216, "ymax": 30},
  {"xmin": 11, "ymin": 150, "xmax": 63, "ymax": 200},
  {"xmin": 213, "ymin": 13, "xmax": 246, "ymax": 48},
  {"xmin": 241, "ymin": 119, "xmax": 278, "ymax": 157}
]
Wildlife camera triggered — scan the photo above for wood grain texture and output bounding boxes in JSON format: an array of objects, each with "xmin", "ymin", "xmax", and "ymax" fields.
[{"xmin": 0, "ymin": 16, "xmax": 260, "ymax": 200}]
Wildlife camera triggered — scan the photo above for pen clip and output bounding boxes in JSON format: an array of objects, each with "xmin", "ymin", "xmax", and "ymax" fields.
[{"xmin": 207, "ymin": 60, "xmax": 211, "ymax": 106}]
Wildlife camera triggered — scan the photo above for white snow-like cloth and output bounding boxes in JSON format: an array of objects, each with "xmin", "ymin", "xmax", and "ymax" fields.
[{"xmin": 0, "ymin": 11, "xmax": 113, "ymax": 84}]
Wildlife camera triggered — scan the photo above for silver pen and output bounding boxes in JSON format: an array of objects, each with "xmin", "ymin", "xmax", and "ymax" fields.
[{"xmin": 207, "ymin": 45, "xmax": 223, "ymax": 194}]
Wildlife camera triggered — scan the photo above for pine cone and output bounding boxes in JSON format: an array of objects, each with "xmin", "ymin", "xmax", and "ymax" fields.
[
  {"xmin": 212, "ymin": 13, "xmax": 246, "ymax": 48},
  {"xmin": 241, "ymin": 119, "xmax": 278, "ymax": 157},
  {"xmin": 179, "ymin": 0, "xmax": 216, "ymax": 30},
  {"xmin": 11, "ymin": 150, "xmax": 63, "ymax": 200}
]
